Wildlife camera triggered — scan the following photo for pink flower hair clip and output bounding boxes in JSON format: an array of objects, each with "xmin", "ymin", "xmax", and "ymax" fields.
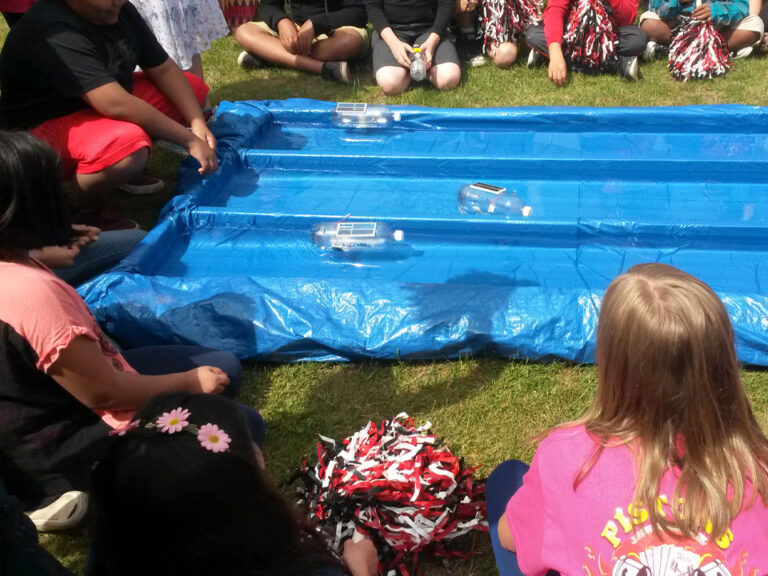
[{"xmin": 108, "ymin": 407, "xmax": 232, "ymax": 453}]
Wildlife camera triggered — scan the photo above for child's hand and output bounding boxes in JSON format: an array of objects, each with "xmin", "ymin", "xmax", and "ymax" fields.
[
  {"xmin": 191, "ymin": 118, "xmax": 217, "ymax": 151},
  {"xmin": 72, "ymin": 224, "xmax": 100, "ymax": 244},
  {"xmin": 277, "ymin": 18, "xmax": 300, "ymax": 53},
  {"xmin": 297, "ymin": 19, "xmax": 314, "ymax": 55},
  {"xmin": 421, "ymin": 33, "xmax": 441, "ymax": 70},
  {"xmin": 190, "ymin": 366, "xmax": 229, "ymax": 394},
  {"xmin": 548, "ymin": 45, "xmax": 568, "ymax": 87},
  {"xmin": 388, "ymin": 39, "xmax": 413, "ymax": 68},
  {"xmin": 692, "ymin": 3, "xmax": 712, "ymax": 19},
  {"xmin": 30, "ymin": 244, "xmax": 81, "ymax": 268},
  {"xmin": 187, "ymin": 136, "xmax": 219, "ymax": 175},
  {"xmin": 343, "ymin": 536, "xmax": 378, "ymax": 576}
]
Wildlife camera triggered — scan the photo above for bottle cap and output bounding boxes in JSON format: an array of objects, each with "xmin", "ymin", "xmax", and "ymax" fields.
[
  {"xmin": 413, "ymin": 47, "xmax": 421, "ymax": 53},
  {"xmin": 393, "ymin": 230, "xmax": 405, "ymax": 242},
  {"xmin": 521, "ymin": 206, "xmax": 532, "ymax": 217}
]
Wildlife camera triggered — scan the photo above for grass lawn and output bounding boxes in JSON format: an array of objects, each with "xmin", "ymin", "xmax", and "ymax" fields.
[{"xmin": 3, "ymin": 19, "xmax": 768, "ymax": 574}]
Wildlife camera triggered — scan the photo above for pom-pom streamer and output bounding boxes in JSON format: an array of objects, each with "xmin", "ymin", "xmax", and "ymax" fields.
[
  {"xmin": 668, "ymin": 15, "xmax": 731, "ymax": 81},
  {"xmin": 479, "ymin": 0, "xmax": 542, "ymax": 49},
  {"xmin": 294, "ymin": 413, "xmax": 488, "ymax": 576},
  {"xmin": 562, "ymin": 0, "xmax": 619, "ymax": 71}
]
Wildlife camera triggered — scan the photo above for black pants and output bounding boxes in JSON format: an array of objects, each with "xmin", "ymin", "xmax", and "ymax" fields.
[
  {"xmin": 1, "ymin": 12, "xmax": 24, "ymax": 27},
  {"xmin": 525, "ymin": 23, "xmax": 648, "ymax": 58}
]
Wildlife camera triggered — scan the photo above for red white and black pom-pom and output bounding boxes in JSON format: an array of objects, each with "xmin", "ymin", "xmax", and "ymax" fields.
[
  {"xmin": 479, "ymin": 0, "xmax": 542, "ymax": 50},
  {"xmin": 668, "ymin": 15, "xmax": 731, "ymax": 81},
  {"xmin": 295, "ymin": 414, "xmax": 488, "ymax": 576},
  {"xmin": 562, "ymin": 0, "xmax": 619, "ymax": 71}
]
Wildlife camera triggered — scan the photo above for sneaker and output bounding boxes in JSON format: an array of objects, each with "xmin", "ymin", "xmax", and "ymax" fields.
[
  {"xmin": 619, "ymin": 55, "xmax": 640, "ymax": 81},
  {"xmin": 321, "ymin": 61, "xmax": 351, "ymax": 84},
  {"xmin": 26, "ymin": 491, "xmax": 89, "ymax": 532},
  {"xmin": 731, "ymin": 45, "xmax": 753, "ymax": 59},
  {"xmin": 527, "ymin": 49, "xmax": 544, "ymax": 68},
  {"xmin": 116, "ymin": 175, "xmax": 165, "ymax": 196},
  {"xmin": 237, "ymin": 50, "xmax": 263, "ymax": 70},
  {"xmin": 457, "ymin": 33, "xmax": 487, "ymax": 67},
  {"xmin": 759, "ymin": 32, "xmax": 768, "ymax": 54},
  {"xmin": 641, "ymin": 40, "xmax": 658, "ymax": 62}
]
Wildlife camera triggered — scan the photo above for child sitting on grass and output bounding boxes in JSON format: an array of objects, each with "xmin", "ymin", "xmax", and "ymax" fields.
[
  {"xmin": 0, "ymin": 131, "xmax": 263, "ymax": 532},
  {"xmin": 87, "ymin": 392, "xmax": 378, "ymax": 576},
  {"xmin": 234, "ymin": 0, "xmax": 369, "ymax": 84},
  {"xmin": 640, "ymin": 0, "xmax": 763, "ymax": 59},
  {"xmin": 524, "ymin": 0, "xmax": 645, "ymax": 85},
  {"xmin": 365, "ymin": 0, "xmax": 461, "ymax": 94},
  {"xmin": 487, "ymin": 263, "xmax": 768, "ymax": 574}
]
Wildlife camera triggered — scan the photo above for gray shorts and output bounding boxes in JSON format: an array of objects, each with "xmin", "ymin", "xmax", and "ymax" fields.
[{"xmin": 371, "ymin": 28, "xmax": 459, "ymax": 73}]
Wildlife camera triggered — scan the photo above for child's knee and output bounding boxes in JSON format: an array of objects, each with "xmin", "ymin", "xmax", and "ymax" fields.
[
  {"xmin": 432, "ymin": 63, "xmax": 462, "ymax": 89},
  {"xmin": 376, "ymin": 68, "xmax": 410, "ymax": 95},
  {"xmin": 492, "ymin": 42, "xmax": 518, "ymax": 68},
  {"xmin": 331, "ymin": 30, "xmax": 365, "ymax": 60}
]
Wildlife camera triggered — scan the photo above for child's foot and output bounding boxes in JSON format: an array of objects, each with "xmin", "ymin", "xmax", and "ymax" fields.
[
  {"xmin": 25, "ymin": 491, "xmax": 89, "ymax": 532},
  {"xmin": 730, "ymin": 45, "xmax": 754, "ymax": 59},
  {"xmin": 321, "ymin": 61, "xmax": 351, "ymax": 84},
  {"xmin": 237, "ymin": 50, "xmax": 263, "ymax": 70},
  {"xmin": 527, "ymin": 49, "xmax": 544, "ymax": 68},
  {"xmin": 457, "ymin": 33, "xmax": 487, "ymax": 67},
  {"xmin": 116, "ymin": 174, "xmax": 166, "ymax": 196},
  {"xmin": 619, "ymin": 55, "xmax": 640, "ymax": 81},
  {"xmin": 641, "ymin": 40, "xmax": 658, "ymax": 62}
]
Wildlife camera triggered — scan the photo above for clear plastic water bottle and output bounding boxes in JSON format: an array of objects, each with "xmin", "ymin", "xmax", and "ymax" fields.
[
  {"xmin": 332, "ymin": 102, "xmax": 399, "ymax": 129},
  {"xmin": 410, "ymin": 45, "xmax": 426, "ymax": 82},
  {"xmin": 312, "ymin": 221, "xmax": 405, "ymax": 252},
  {"xmin": 458, "ymin": 183, "xmax": 532, "ymax": 217}
]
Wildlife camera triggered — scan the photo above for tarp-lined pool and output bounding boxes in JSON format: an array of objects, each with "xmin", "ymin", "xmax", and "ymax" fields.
[{"xmin": 80, "ymin": 99, "xmax": 768, "ymax": 363}]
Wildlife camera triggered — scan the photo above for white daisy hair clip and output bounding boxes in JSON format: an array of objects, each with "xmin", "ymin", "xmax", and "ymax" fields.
[{"xmin": 109, "ymin": 407, "xmax": 232, "ymax": 453}]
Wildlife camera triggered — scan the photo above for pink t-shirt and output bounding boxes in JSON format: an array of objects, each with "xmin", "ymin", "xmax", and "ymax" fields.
[
  {"xmin": 506, "ymin": 425, "xmax": 768, "ymax": 576},
  {"xmin": 0, "ymin": 260, "xmax": 137, "ymax": 428}
]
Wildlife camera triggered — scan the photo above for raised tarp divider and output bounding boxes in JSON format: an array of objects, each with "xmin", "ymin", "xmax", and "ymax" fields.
[{"xmin": 80, "ymin": 100, "xmax": 768, "ymax": 364}]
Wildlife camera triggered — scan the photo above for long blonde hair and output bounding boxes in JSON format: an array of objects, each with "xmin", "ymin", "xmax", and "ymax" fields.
[{"xmin": 578, "ymin": 263, "xmax": 768, "ymax": 539}]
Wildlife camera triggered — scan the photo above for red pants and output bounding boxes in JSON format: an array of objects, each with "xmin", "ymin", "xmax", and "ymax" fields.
[{"xmin": 31, "ymin": 71, "xmax": 209, "ymax": 177}]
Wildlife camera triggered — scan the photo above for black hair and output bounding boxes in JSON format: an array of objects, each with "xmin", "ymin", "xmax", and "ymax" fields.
[
  {"xmin": 0, "ymin": 131, "xmax": 73, "ymax": 259},
  {"xmin": 87, "ymin": 392, "xmax": 346, "ymax": 576}
]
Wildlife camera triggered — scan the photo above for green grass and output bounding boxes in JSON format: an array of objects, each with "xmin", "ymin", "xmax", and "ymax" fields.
[{"xmin": 3, "ymin": 21, "xmax": 768, "ymax": 574}]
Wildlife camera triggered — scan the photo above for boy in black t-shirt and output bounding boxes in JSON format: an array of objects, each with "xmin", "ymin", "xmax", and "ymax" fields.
[
  {"xmin": 0, "ymin": 0, "xmax": 218, "ymax": 202},
  {"xmin": 234, "ymin": 0, "xmax": 369, "ymax": 83}
]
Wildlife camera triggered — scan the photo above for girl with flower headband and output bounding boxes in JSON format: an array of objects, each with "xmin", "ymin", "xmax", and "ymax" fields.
[
  {"xmin": 88, "ymin": 392, "xmax": 378, "ymax": 576},
  {"xmin": 486, "ymin": 263, "xmax": 768, "ymax": 575},
  {"xmin": 0, "ymin": 131, "xmax": 264, "ymax": 531}
]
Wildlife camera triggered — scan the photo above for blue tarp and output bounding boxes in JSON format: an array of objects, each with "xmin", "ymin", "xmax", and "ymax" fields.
[{"xmin": 80, "ymin": 99, "xmax": 768, "ymax": 364}]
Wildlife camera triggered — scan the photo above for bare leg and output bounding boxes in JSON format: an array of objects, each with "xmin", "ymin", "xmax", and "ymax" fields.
[
  {"xmin": 640, "ymin": 19, "xmax": 672, "ymax": 44},
  {"xmin": 722, "ymin": 27, "xmax": 762, "ymax": 50},
  {"xmin": 376, "ymin": 66, "xmax": 411, "ymax": 95},
  {"xmin": 186, "ymin": 53, "xmax": 205, "ymax": 81},
  {"xmin": 429, "ymin": 62, "xmax": 461, "ymax": 90},
  {"xmin": 490, "ymin": 42, "xmax": 518, "ymax": 68},
  {"xmin": 72, "ymin": 147, "xmax": 149, "ymax": 207},
  {"xmin": 235, "ymin": 23, "xmax": 359, "ymax": 74}
]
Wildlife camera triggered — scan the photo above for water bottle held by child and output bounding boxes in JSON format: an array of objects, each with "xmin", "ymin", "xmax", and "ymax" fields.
[
  {"xmin": 411, "ymin": 45, "xmax": 426, "ymax": 82},
  {"xmin": 458, "ymin": 183, "xmax": 532, "ymax": 217},
  {"xmin": 312, "ymin": 221, "xmax": 405, "ymax": 252}
]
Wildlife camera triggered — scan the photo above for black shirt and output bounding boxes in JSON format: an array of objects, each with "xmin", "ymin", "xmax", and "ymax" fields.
[
  {"xmin": 365, "ymin": 0, "xmax": 454, "ymax": 36},
  {"xmin": 0, "ymin": 0, "xmax": 168, "ymax": 130},
  {"xmin": 258, "ymin": 0, "xmax": 367, "ymax": 36},
  {"xmin": 0, "ymin": 320, "xmax": 110, "ymax": 510}
]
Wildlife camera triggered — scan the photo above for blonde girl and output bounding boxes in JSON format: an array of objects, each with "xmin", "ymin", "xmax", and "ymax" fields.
[{"xmin": 487, "ymin": 263, "xmax": 768, "ymax": 575}]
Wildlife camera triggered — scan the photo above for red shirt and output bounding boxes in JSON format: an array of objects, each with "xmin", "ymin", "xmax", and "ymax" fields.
[
  {"xmin": 0, "ymin": 0, "xmax": 36, "ymax": 12},
  {"xmin": 542, "ymin": 0, "xmax": 639, "ymax": 46}
]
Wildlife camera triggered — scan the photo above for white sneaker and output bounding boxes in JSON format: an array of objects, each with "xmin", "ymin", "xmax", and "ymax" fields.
[
  {"xmin": 116, "ymin": 176, "xmax": 165, "ymax": 195},
  {"xmin": 731, "ymin": 46, "xmax": 753, "ymax": 59},
  {"xmin": 237, "ymin": 50, "xmax": 263, "ymax": 70},
  {"xmin": 26, "ymin": 491, "xmax": 89, "ymax": 532},
  {"xmin": 527, "ymin": 49, "xmax": 543, "ymax": 68},
  {"xmin": 641, "ymin": 40, "xmax": 658, "ymax": 62},
  {"xmin": 620, "ymin": 55, "xmax": 640, "ymax": 81}
]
